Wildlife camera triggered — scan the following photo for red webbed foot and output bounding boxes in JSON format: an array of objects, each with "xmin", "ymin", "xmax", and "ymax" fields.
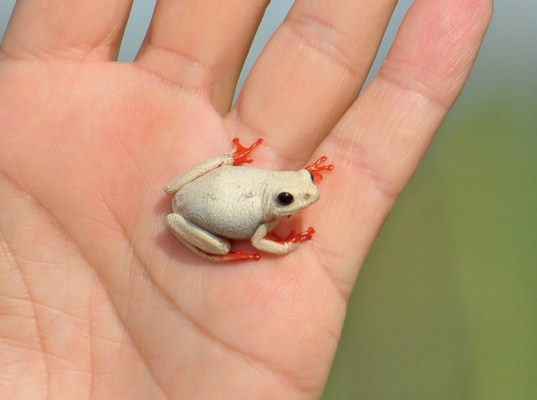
[
  {"xmin": 269, "ymin": 227, "xmax": 316, "ymax": 244},
  {"xmin": 231, "ymin": 138, "xmax": 263, "ymax": 166},
  {"xmin": 305, "ymin": 156, "xmax": 334, "ymax": 181},
  {"xmin": 219, "ymin": 250, "xmax": 261, "ymax": 262}
]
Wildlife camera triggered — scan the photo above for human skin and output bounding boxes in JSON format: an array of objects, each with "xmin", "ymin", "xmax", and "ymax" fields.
[{"xmin": 0, "ymin": 0, "xmax": 492, "ymax": 399}]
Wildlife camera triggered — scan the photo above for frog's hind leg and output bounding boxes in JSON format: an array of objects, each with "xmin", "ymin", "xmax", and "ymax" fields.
[
  {"xmin": 166, "ymin": 213, "xmax": 229, "ymax": 255},
  {"xmin": 166, "ymin": 214, "xmax": 259, "ymax": 262}
]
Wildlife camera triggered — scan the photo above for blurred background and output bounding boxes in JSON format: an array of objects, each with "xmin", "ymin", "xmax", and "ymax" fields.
[{"xmin": 1, "ymin": 1, "xmax": 535, "ymax": 399}]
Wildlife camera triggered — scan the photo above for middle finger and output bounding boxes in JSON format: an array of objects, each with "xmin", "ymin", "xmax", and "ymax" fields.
[{"xmin": 227, "ymin": 0, "xmax": 397, "ymax": 167}]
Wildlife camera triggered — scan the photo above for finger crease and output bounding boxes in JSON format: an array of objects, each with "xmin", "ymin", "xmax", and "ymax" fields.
[
  {"xmin": 136, "ymin": 41, "xmax": 216, "ymax": 96},
  {"xmin": 311, "ymin": 242, "xmax": 353, "ymax": 302},
  {"xmin": 330, "ymin": 134, "xmax": 404, "ymax": 202},
  {"xmin": 377, "ymin": 57, "xmax": 452, "ymax": 112},
  {"xmin": 284, "ymin": 14, "xmax": 365, "ymax": 80}
]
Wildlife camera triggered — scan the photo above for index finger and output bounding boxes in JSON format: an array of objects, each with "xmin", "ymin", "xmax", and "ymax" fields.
[{"xmin": 312, "ymin": 0, "xmax": 493, "ymax": 295}]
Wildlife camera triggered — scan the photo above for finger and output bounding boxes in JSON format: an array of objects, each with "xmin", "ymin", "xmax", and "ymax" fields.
[
  {"xmin": 312, "ymin": 0, "xmax": 493, "ymax": 295},
  {"xmin": 0, "ymin": 0, "xmax": 133, "ymax": 61},
  {"xmin": 226, "ymin": 0, "xmax": 397, "ymax": 167},
  {"xmin": 135, "ymin": 0, "xmax": 269, "ymax": 114}
]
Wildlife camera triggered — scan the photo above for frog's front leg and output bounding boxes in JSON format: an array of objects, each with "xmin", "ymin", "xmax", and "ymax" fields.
[
  {"xmin": 164, "ymin": 156, "xmax": 231, "ymax": 195},
  {"xmin": 164, "ymin": 138, "xmax": 263, "ymax": 195},
  {"xmin": 251, "ymin": 221, "xmax": 316, "ymax": 256},
  {"xmin": 166, "ymin": 214, "xmax": 260, "ymax": 262}
]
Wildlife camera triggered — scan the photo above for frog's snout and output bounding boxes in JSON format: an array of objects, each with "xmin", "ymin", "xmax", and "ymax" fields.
[
  {"xmin": 307, "ymin": 187, "xmax": 320, "ymax": 203},
  {"xmin": 306, "ymin": 188, "xmax": 319, "ymax": 199},
  {"xmin": 304, "ymin": 192, "xmax": 317, "ymax": 203}
]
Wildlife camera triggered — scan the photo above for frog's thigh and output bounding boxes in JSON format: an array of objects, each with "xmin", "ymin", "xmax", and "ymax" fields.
[
  {"xmin": 166, "ymin": 214, "xmax": 230, "ymax": 255},
  {"xmin": 251, "ymin": 222, "xmax": 300, "ymax": 255}
]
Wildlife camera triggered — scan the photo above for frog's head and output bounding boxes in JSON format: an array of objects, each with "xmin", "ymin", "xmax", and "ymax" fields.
[{"xmin": 270, "ymin": 169, "xmax": 320, "ymax": 219}]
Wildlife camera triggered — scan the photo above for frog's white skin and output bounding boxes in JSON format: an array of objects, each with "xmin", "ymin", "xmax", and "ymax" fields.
[{"xmin": 164, "ymin": 139, "xmax": 331, "ymax": 262}]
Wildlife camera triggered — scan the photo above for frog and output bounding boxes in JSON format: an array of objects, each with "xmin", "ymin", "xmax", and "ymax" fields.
[{"xmin": 164, "ymin": 138, "xmax": 333, "ymax": 262}]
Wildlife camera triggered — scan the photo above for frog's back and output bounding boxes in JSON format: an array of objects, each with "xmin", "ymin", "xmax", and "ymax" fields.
[{"xmin": 173, "ymin": 166, "xmax": 275, "ymax": 239}]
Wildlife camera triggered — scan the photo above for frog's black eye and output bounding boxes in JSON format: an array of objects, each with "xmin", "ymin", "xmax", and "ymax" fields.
[{"xmin": 276, "ymin": 192, "xmax": 294, "ymax": 206}]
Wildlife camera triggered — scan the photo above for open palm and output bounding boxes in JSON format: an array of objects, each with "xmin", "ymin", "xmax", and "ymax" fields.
[{"xmin": 0, "ymin": 1, "xmax": 491, "ymax": 399}]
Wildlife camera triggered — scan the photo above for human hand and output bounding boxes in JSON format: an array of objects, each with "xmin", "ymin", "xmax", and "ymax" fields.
[{"xmin": 0, "ymin": 0, "xmax": 492, "ymax": 398}]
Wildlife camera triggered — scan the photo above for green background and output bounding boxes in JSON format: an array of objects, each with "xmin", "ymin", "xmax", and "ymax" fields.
[{"xmin": 2, "ymin": 1, "xmax": 535, "ymax": 398}]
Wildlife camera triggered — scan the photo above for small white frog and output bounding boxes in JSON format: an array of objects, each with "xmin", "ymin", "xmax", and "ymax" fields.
[{"xmin": 164, "ymin": 138, "xmax": 333, "ymax": 262}]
